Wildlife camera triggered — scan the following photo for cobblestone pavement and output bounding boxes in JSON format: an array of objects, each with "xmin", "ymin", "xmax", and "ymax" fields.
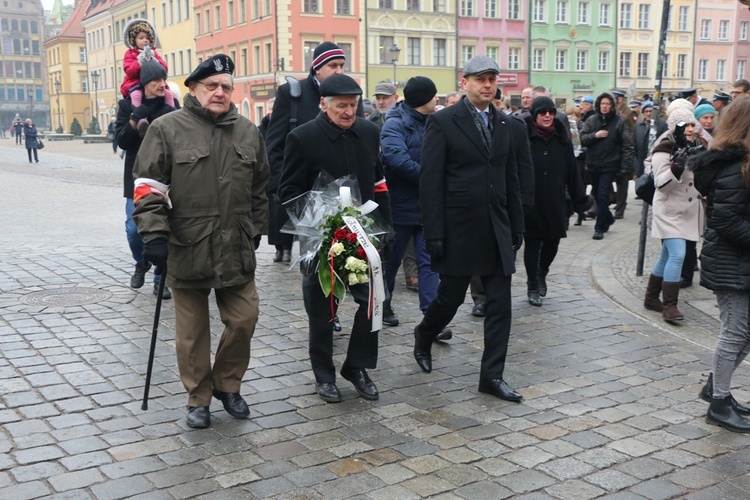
[{"xmin": 2, "ymin": 138, "xmax": 750, "ymax": 499}]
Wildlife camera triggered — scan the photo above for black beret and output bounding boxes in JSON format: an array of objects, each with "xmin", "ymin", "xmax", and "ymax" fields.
[
  {"xmin": 185, "ymin": 54, "xmax": 235, "ymax": 86},
  {"xmin": 319, "ymin": 74, "xmax": 362, "ymax": 97}
]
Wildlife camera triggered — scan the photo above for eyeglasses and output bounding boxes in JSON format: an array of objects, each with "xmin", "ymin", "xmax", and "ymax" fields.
[
  {"xmin": 538, "ymin": 109, "xmax": 556, "ymax": 116},
  {"xmin": 197, "ymin": 81, "xmax": 234, "ymax": 94}
]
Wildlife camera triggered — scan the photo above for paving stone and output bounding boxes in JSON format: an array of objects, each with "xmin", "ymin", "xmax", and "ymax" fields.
[
  {"xmin": 584, "ymin": 469, "xmax": 640, "ymax": 492},
  {"xmin": 13, "ymin": 445, "xmax": 64, "ymax": 465},
  {"xmin": 89, "ymin": 475, "xmax": 156, "ymax": 500},
  {"xmin": 614, "ymin": 457, "xmax": 674, "ymax": 480},
  {"xmin": 10, "ymin": 462, "xmax": 66, "ymax": 483},
  {"xmin": 538, "ymin": 457, "xmax": 596, "ymax": 480},
  {"xmin": 629, "ymin": 478, "xmax": 687, "ymax": 500},
  {"xmin": 543, "ymin": 479, "xmax": 605, "ymax": 500},
  {"xmin": 666, "ymin": 465, "xmax": 726, "ymax": 489},
  {"xmin": 454, "ymin": 480, "xmax": 513, "ymax": 499},
  {"xmin": 0, "ymin": 480, "xmax": 51, "ymax": 499},
  {"xmin": 497, "ymin": 469, "xmax": 556, "ymax": 494},
  {"xmin": 48, "ymin": 468, "xmax": 105, "ymax": 492}
]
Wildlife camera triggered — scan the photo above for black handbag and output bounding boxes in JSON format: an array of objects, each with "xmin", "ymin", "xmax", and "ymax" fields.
[
  {"xmin": 36, "ymin": 139, "xmax": 45, "ymax": 150},
  {"xmin": 635, "ymin": 171, "xmax": 655, "ymax": 205}
]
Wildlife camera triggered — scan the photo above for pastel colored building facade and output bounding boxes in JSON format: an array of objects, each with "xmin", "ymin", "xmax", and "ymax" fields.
[
  {"xmin": 693, "ymin": 0, "xmax": 750, "ymax": 95},
  {"xmin": 457, "ymin": 0, "xmax": 528, "ymax": 101},
  {"xmin": 1, "ymin": 0, "xmax": 48, "ymax": 127},
  {"xmin": 616, "ymin": 0, "xmax": 695, "ymax": 100},
  {"xmin": 529, "ymin": 0, "xmax": 616, "ymax": 107},
  {"xmin": 367, "ymin": 0, "xmax": 457, "ymax": 99},
  {"xmin": 193, "ymin": 0, "xmax": 363, "ymax": 123},
  {"xmin": 144, "ymin": 0, "xmax": 195, "ymax": 99},
  {"xmin": 44, "ymin": 0, "xmax": 92, "ymax": 133}
]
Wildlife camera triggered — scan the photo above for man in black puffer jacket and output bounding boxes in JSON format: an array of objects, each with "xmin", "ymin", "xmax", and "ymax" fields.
[{"xmin": 580, "ymin": 92, "xmax": 633, "ymax": 240}]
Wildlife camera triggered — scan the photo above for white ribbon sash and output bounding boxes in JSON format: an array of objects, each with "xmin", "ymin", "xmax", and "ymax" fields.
[{"xmin": 342, "ymin": 215, "xmax": 384, "ymax": 332}]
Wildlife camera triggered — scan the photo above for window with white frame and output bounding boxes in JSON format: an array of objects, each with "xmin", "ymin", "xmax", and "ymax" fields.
[
  {"xmin": 204, "ymin": 9, "xmax": 210, "ymax": 32},
  {"xmin": 637, "ymin": 53, "xmax": 648, "ymax": 77},
  {"xmin": 462, "ymin": 45, "xmax": 475, "ymax": 66},
  {"xmin": 620, "ymin": 3, "xmax": 631, "ymax": 28},
  {"xmin": 555, "ymin": 49, "xmax": 567, "ymax": 71},
  {"xmin": 700, "ymin": 19, "xmax": 711, "ymax": 40},
  {"xmin": 486, "ymin": 46, "xmax": 499, "ymax": 64},
  {"xmin": 697, "ymin": 59, "xmax": 708, "ymax": 80},
  {"xmin": 738, "ymin": 60, "xmax": 747, "ymax": 80},
  {"xmin": 433, "ymin": 0, "xmax": 446, "ymax": 11},
  {"xmin": 228, "ymin": 0, "xmax": 234, "ymax": 26},
  {"xmin": 619, "ymin": 52, "xmax": 631, "ymax": 77},
  {"xmin": 576, "ymin": 50, "xmax": 587, "ymax": 71},
  {"xmin": 337, "ymin": 0, "xmax": 351, "ymax": 14},
  {"xmin": 598, "ymin": 50, "xmax": 609, "ymax": 72},
  {"xmin": 677, "ymin": 54, "xmax": 686, "ymax": 78},
  {"xmin": 433, "ymin": 39, "xmax": 446, "ymax": 66},
  {"xmin": 485, "ymin": 0, "xmax": 497, "ymax": 18},
  {"xmin": 533, "ymin": 0, "xmax": 545, "ymax": 22},
  {"xmin": 662, "ymin": 53, "xmax": 670, "ymax": 78},
  {"xmin": 185, "ymin": 0, "xmax": 191, "ymax": 19},
  {"xmin": 239, "ymin": 0, "xmax": 246, "ymax": 22},
  {"xmin": 508, "ymin": 47, "xmax": 520, "ymax": 69},
  {"xmin": 508, "ymin": 0, "xmax": 520, "ymax": 19},
  {"xmin": 678, "ymin": 6, "xmax": 688, "ymax": 31},
  {"xmin": 742, "ymin": 21, "xmax": 749, "ymax": 41},
  {"xmin": 214, "ymin": 5, "xmax": 221, "ymax": 29},
  {"xmin": 461, "ymin": 0, "xmax": 474, "ymax": 16},
  {"xmin": 533, "ymin": 48, "xmax": 545, "ymax": 70},
  {"xmin": 339, "ymin": 43, "xmax": 352, "ymax": 71},
  {"xmin": 304, "ymin": 41, "xmax": 319, "ymax": 67},
  {"xmin": 718, "ymin": 20, "xmax": 729, "ymax": 40},
  {"xmin": 407, "ymin": 37, "xmax": 421, "ymax": 65},
  {"xmin": 638, "ymin": 4, "xmax": 649, "ymax": 29},
  {"xmin": 667, "ymin": 5, "xmax": 672, "ymax": 30},
  {"xmin": 578, "ymin": 2, "xmax": 589, "ymax": 24},
  {"xmin": 556, "ymin": 0, "xmax": 568, "ymax": 23},
  {"xmin": 303, "ymin": 0, "xmax": 318, "ymax": 13},
  {"xmin": 379, "ymin": 36, "xmax": 394, "ymax": 63},
  {"xmin": 599, "ymin": 3, "xmax": 610, "ymax": 26},
  {"xmin": 716, "ymin": 59, "xmax": 726, "ymax": 80},
  {"xmin": 407, "ymin": 0, "xmax": 419, "ymax": 10}
]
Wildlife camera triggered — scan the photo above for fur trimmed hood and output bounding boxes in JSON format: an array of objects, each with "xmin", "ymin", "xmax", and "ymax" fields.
[{"xmin": 123, "ymin": 18, "xmax": 157, "ymax": 49}]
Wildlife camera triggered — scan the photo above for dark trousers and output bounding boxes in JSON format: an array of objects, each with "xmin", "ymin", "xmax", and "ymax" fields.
[
  {"xmin": 27, "ymin": 148, "xmax": 38, "ymax": 162},
  {"xmin": 384, "ymin": 224, "xmax": 438, "ymax": 313},
  {"xmin": 420, "ymin": 273, "xmax": 512, "ymax": 378},
  {"xmin": 523, "ymin": 237, "xmax": 560, "ymax": 285},
  {"xmin": 590, "ymin": 171, "xmax": 616, "ymax": 232},
  {"xmin": 614, "ymin": 174, "xmax": 629, "ymax": 217},
  {"xmin": 302, "ymin": 272, "xmax": 378, "ymax": 383},
  {"xmin": 682, "ymin": 240, "xmax": 697, "ymax": 283}
]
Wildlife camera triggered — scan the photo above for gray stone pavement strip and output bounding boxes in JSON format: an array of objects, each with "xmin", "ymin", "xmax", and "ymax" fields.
[{"xmin": 1, "ymin": 138, "xmax": 749, "ymax": 499}]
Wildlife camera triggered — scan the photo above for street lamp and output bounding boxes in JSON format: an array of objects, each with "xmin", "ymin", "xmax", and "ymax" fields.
[
  {"xmin": 390, "ymin": 44, "xmax": 401, "ymax": 87},
  {"xmin": 27, "ymin": 88, "xmax": 33, "ymax": 123},
  {"xmin": 90, "ymin": 70, "xmax": 100, "ymax": 133},
  {"xmin": 54, "ymin": 78, "xmax": 62, "ymax": 131}
]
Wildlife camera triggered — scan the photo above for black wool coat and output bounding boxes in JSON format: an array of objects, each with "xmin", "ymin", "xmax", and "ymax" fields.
[
  {"xmin": 523, "ymin": 116, "xmax": 586, "ymax": 239},
  {"xmin": 633, "ymin": 117, "xmax": 668, "ymax": 176},
  {"xmin": 115, "ymin": 96, "xmax": 175, "ymax": 199},
  {"xmin": 277, "ymin": 113, "xmax": 392, "ymax": 228},
  {"xmin": 420, "ymin": 97, "xmax": 524, "ymax": 277},
  {"xmin": 690, "ymin": 147, "xmax": 750, "ymax": 291}
]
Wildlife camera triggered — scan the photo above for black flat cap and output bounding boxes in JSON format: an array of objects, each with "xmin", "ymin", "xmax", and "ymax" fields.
[
  {"xmin": 319, "ymin": 74, "xmax": 362, "ymax": 97},
  {"xmin": 185, "ymin": 54, "xmax": 235, "ymax": 86}
]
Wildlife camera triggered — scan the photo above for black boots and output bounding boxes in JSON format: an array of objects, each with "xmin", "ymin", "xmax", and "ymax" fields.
[
  {"xmin": 383, "ymin": 301, "xmax": 399, "ymax": 327},
  {"xmin": 699, "ymin": 373, "xmax": 750, "ymax": 415},
  {"xmin": 527, "ymin": 280, "xmax": 542, "ymax": 307},
  {"xmin": 706, "ymin": 396, "xmax": 750, "ymax": 433},
  {"xmin": 538, "ymin": 268, "xmax": 549, "ymax": 297},
  {"xmin": 413, "ymin": 325, "xmax": 433, "ymax": 373},
  {"xmin": 643, "ymin": 274, "xmax": 664, "ymax": 312}
]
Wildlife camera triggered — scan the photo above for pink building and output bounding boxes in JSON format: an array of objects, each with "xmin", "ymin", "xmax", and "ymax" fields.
[
  {"xmin": 457, "ymin": 0, "xmax": 529, "ymax": 99},
  {"xmin": 693, "ymin": 0, "xmax": 750, "ymax": 95}
]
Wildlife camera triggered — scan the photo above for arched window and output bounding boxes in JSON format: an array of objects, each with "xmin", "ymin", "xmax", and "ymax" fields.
[
  {"xmin": 11, "ymin": 20, "xmax": 19, "ymax": 31},
  {"xmin": 20, "ymin": 20, "xmax": 27, "ymax": 32},
  {"xmin": 30, "ymin": 21, "xmax": 38, "ymax": 34},
  {"xmin": 1, "ymin": 19, "xmax": 9, "ymax": 31}
]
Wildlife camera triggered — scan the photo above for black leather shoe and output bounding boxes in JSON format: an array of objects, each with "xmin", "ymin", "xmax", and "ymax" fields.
[
  {"xmin": 413, "ymin": 325, "xmax": 433, "ymax": 373},
  {"xmin": 592, "ymin": 231, "xmax": 604, "ymax": 240},
  {"xmin": 186, "ymin": 406, "xmax": 211, "ymax": 428},
  {"xmin": 471, "ymin": 303, "xmax": 485, "ymax": 317},
  {"xmin": 212, "ymin": 390, "xmax": 250, "ymax": 419},
  {"xmin": 699, "ymin": 373, "xmax": 750, "ymax": 416},
  {"xmin": 316, "ymin": 382, "xmax": 342, "ymax": 403},
  {"xmin": 282, "ymin": 249, "xmax": 292, "ymax": 263},
  {"xmin": 130, "ymin": 263, "xmax": 150, "ymax": 289},
  {"xmin": 680, "ymin": 278, "xmax": 693, "ymax": 288},
  {"xmin": 341, "ymin": 366, "xmax": 379, "ymax": 400},
  {"xmin": 527, "ymin": 290, "xmax": 542, "ymax": 307},
  {"xmin": 435, "ymin": 328, "xmax": 452, "ymax": 341},
  {"xmin": 332, "ymin": 315, "xmax": 342, "ymax": 332},
  {"xmin": 154, "ymin": 283, "xmax": 172, "ymax": 299},
  {"xmin": 273, "ymin": 249, "xmax": 283, "ymax": 263},
  {"xmin": 478, "ymin": 378, "xmax": 523, "ymax": 402},
  {"xmin": 383, "ymin": 303, "xmax": 399, "ymax": 327}
]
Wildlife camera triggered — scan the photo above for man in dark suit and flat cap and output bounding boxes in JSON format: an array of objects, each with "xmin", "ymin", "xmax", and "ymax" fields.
[{"xmin": 413, "ymin": 55, "xmax": 525, "ymax": 402}]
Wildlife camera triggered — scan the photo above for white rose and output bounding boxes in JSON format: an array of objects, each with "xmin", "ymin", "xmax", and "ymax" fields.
[
  {"xmin": 348, "ymin": 273, "xmax": 359, "ymax": 286},
  {"xmin": 357, "ymin": 273, "xmax": 369, "ymax": 284},
  {"xmin": 331, "ymin": 242, "xmax": 345, "ymax": 256}
]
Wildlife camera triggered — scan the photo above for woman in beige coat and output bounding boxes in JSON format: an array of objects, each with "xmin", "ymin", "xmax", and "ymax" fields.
[{"xmin": 644, "ymin": 108, "xmax": 707, "ymax": 322}]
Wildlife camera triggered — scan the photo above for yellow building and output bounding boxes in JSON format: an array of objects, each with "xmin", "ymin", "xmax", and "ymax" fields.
[
  {"xmin": 366, "ymin": 0, "xmax": 457, "ymax": 99},
  {"xmin": 44, "ymin": 0, "xmax": 90, "ymax": 133},
  {"xmin": 616, "ymin": 0, "xmax": 695, "ymax": 100}
]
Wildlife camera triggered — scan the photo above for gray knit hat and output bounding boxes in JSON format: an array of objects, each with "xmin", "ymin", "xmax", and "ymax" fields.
[{"xmin": 140, "ymin": 57, "xmax": 167, "ymax": 86}]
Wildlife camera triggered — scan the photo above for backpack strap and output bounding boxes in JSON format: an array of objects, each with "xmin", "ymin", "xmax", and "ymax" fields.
[{"xmin": 285, "ymin": 76, "xmax": 302, "ymax": 130}]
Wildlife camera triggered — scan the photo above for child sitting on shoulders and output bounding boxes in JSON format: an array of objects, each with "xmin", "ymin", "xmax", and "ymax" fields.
[{"xmin": 120, "ymin": 18, "xmax": 175, "ymax": 108}]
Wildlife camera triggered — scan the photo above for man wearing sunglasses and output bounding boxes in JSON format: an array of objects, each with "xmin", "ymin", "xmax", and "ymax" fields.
[{"xmin": 132, "ymin": 54, "xmax": 270, "ymax": 429}]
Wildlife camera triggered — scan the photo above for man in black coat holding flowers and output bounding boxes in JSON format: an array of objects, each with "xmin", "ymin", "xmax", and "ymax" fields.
[
  {"xmin": 414, "ymin": 56, "xmax": 526, "ymax": 402},
  {"xmin": 278, "ymin": 74, "xmax": 392, "ymax": 403}
]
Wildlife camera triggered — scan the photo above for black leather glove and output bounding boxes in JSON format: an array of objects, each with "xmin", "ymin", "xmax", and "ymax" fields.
[
  {"xmin": 426, "ymin": 239, "xmax": 445, "ymax": 259},
  {"xmin": 253, "ymin": 235, "xmax": 261, "ymax": 250},
  {"xmin": 143, "ymin": 237, "xmax": 169, "ymax": 269},
  {"xmin": 671, "ymin": 149, "xmax": 688, "ymax": 180},
  {"xmin": 512, "ymin": 233, "xmax": 524, "ymax": 252},
  {"xmin": 130, "ymin": 105, "xmax": 149, "ymax": 122}
]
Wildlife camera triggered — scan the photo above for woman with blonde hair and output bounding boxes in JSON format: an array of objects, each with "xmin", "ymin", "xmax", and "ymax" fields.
[{"xmin": 691, "ymin": 96, "xmax": 750, "ymax": 432}]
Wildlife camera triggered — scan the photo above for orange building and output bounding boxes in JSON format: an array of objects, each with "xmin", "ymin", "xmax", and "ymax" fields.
[{"xmin": 193, "ymin": 0, "xmax": 364, "ymax": 124}]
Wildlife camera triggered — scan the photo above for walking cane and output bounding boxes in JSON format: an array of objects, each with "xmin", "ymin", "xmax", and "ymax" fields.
[{"xmin": 142, "ymin": 267, "xmax": 167, "ymax": 411}]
